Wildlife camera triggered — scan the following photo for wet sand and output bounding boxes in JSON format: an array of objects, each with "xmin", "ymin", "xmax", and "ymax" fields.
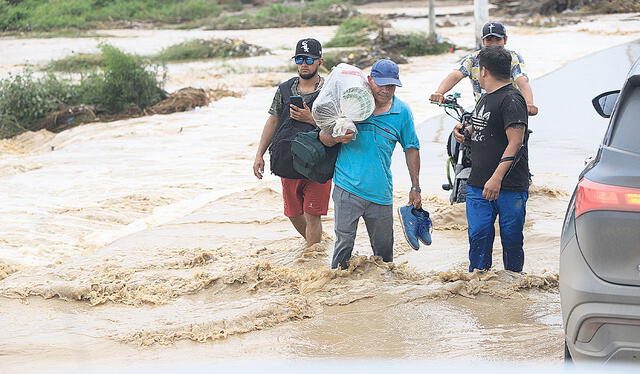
[{"xmin": 1, "ymin": 2, "xmax": 640, "ymax": 371}]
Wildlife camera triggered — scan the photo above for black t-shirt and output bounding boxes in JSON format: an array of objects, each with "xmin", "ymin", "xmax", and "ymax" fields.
[{"xmin": 467, "ymin": 84, "xmax": 529, "ymax": 191}]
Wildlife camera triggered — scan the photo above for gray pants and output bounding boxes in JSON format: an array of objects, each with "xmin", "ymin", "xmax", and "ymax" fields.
[{"xmin": 331, "ymin": 186, "xmax": 394, "ymax": 269}]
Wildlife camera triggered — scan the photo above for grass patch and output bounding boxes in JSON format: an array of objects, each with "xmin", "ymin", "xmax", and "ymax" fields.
[
  {"xmin": 0, "ymin": 0, "xmax": 356, "ymax": 32},
  {"xmin": 44, "ymin": 38, "xmax": 271, "ymax": 73},
  {"xmin": 0, "ymin": 44, "xmax": 166, "ymax": 138},
  {"xmin": 206, "ymin": 0, "xmax": 356, "ymax": 30},
  {"xmin": 382, "ymin": 32, "xmax": 454, "ymax": 57},
  {"xmin": 0, "ymin": 0, "xmax": 225, "ymax": 31},
  {"xmin": 325, "ymin": 15, "xmax": 380, "ymax": 47},
  {"xmin": 152, "ymin": 38, "xmax": 270, "ymax": 62},
  {"xmin": 44, "ymin": 53, "xmax": 104, "ymax": 72},
  {"xmin": 1, "ymin": 30, "xmax": 112, "ymax": 38}
]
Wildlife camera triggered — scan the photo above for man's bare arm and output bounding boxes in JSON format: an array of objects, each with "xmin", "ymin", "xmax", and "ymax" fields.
[
  {"xmin": 515, "ymin": 76, "xmax": 538, "ymax": 116},
  {"xmin": 253, "ymin": 115, "xmax": 279, "ymax": 179},
  {"xmin": 494, "ymin": 124, "xmax": 525, "ymax": 180},
  {"xmin": 319, "ymin": 128, "xmax": 354, "ymax": 147},
  {"xmin": 482, "ymin": 124, "xmax": 525, "ymax": 200},
  {"xmin": 405, "ymin": 147, "xmax": 422, "ymax": 208},
  {"xmin": 429, "ymin": 70, "xmax": 465, "ymax": 103}
]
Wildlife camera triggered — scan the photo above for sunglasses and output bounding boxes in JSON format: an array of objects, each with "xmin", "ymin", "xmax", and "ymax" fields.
[{"xmin": 294, "ymin": 56, "xmax": 317, "ymax": 65}]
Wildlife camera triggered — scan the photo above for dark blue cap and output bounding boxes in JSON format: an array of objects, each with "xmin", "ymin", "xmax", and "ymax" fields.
[
  {"xmin": 370, "ymin": 59, "xmax": 402, "ymax": 87},
  {"xmin": 482, "ymin": 22, "xmax": 506, "ymax": 39}
]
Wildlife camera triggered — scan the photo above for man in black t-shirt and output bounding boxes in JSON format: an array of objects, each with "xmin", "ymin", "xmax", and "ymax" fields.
[{"xmin": 453, "ymin": 46, "xmax": 530, "ymax": 272}]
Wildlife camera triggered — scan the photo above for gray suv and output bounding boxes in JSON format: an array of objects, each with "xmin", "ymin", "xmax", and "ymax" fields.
[{"xmin": 560, "ymin": 58, "xmax": 640, "ymax": 364}]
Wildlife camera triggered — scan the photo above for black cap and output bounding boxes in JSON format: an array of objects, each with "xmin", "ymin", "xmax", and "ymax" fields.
[
  {"xmin": 482, "ymin": 22, "xmax": 506, "ymax": 39},
  {"xmin": 294, "ymin": 38, "xmax": 322, "ymax": 58}
]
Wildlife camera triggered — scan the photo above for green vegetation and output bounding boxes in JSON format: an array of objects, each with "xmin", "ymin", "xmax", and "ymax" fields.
[
  {"xmin": 45, "ymin": 53, "xmax": 104, "ymax": 72},
  {"xmin": 44, "ymin": 38, "xmax": 270, "ymax": 72},
  {"xmin": 0, "ymin": 44, "xmax": 166, "ymax": 138},
  {"xmin": 325, "ymin": 15, "xmax": 379, "ymax": 48},
  {"xmin": 86, "ymin": 44, "xmax": 166, "ymax": 112},
  {"xmin": 0, "ymin": 0, "xmax": 354, "ymax": 32},
  {"xmin": 384, "ymin": 32, "xmax": 454, "ymax": 57},
  {"xmin": 3, "ymin": 30, "xmax": 111, "ymax": 38},
  {"xmin": 321, "ymin": 51, "xmax": 349, "ymax": 70},
  {"xmin": 0, "ymin": 71, "xmax": 75, "ymax": 133},
  {"xmin": 208, "ymin": 0, "xmax": 355, "ymax": 30},
  {"xmin": 152, "ymin": 38, "xmax": 270, "ymax": 62},
  {"xmin": 0, "ymin": 0, "xmax": 226, "ymax": 31}
]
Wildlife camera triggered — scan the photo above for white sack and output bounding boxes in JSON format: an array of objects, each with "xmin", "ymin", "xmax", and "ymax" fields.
[{"xmin": 312, "ymin": 63, "xmax": 375, "ymax": 138}]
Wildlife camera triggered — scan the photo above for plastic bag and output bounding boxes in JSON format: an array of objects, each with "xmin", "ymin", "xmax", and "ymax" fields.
[{"xmin": 312, "ymin": 63, "xmax": 375, "ymax": 138}]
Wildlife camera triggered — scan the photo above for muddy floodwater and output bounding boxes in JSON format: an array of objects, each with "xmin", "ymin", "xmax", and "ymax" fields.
[{"xmin": 1, "ymin": 4, "xmax": 640, "ymax": 371}]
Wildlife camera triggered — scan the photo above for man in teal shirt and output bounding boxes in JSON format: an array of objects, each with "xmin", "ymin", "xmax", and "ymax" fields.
[{"xmin": 320, "ymin": 59, "xmax": 422, "ymax": 269}]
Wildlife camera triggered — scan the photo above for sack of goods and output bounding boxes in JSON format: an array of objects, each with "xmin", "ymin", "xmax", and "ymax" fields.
[{"xmin": 312, "ymin": 63, "xmax": 375, "ymax": 138}]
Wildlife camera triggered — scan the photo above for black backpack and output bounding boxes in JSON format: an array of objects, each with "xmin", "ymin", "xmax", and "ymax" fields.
[
  {"xmin": 291, "ymin": 130, "xmax": 340, "ymax": 184},
  {"xmin": 268, "ymin": 78, "xmax": 317, "ymax": 179}
]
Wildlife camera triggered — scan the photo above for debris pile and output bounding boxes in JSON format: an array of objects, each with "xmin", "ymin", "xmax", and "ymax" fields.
[
  {"xmin": 324, "ymin": 49, "xmax": 408, "ymax": 70},
  {"xmin": 34, "ymin": 87, "xmax": 242, "ymax": 133},
  {"xmin": 156, "ymin": 38, "xmax": 270, "ymax": 61},
  {"xmin": 492, "ymin": 0, "xmax": 639, "ymax": 16}
]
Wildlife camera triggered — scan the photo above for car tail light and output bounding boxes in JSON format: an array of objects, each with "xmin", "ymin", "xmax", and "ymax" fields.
[{"xmin": 575, "ymin": 178, "xmax": 640, "ymax": 218}]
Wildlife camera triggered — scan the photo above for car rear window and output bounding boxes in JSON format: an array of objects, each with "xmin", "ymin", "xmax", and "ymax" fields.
[{"xmin": 610, "ymin": 86, "xmax": 640, "ymax": 153}]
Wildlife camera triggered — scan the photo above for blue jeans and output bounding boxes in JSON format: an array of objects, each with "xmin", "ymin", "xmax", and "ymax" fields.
[{"xmin": 466, "ymin": 185, "xmax": 528, "ymax": 272}]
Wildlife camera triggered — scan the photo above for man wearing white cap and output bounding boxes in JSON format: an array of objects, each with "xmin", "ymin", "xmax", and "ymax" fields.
[
  {"xmin": 430, "ymin": 21, "xmax": 538, "ymax": 116},
  {"xmin": 320, "ymin": 59, "xmax": 421, "ymax": 269}
]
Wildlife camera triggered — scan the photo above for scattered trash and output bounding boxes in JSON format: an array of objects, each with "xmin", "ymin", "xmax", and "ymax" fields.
[{"xmin": 36, "ymin": 105, "xmax": 98, "ymax": 133}]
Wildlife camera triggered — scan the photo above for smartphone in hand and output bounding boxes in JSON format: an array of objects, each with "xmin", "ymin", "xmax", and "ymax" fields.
[{"xmin": 290, "ymin": 95, "xmax": 304, "ymax": 109}]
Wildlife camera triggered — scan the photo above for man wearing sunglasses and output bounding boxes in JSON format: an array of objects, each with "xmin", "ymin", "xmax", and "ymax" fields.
[
  {"xmin": 253, "ymin": 38, "xmax": 330, "ymax": 247},
  {"xmin": 429, "ymin": 21, "xmax": 538, "ymax": 116},
  {"xmin": 319, "ymin": 59, "xmax": 421, "ymax": 269}
]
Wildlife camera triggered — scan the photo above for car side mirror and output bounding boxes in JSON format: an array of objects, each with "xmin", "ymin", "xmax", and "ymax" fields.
[{"xmin": 592, "ymin": 90, "xmax": 620, "ymax": 118}]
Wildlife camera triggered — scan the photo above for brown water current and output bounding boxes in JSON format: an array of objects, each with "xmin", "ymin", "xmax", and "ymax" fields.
[
  {"xmin": 2, "ymin": 4, "xmax": 640, "ymax": 370},
  {"xmin": 0, "ymin": 186, "xmax": 563, "ymax": 367}
]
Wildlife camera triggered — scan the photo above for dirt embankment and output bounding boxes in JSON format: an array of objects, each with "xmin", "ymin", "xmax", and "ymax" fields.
[{"xmin": 37, "ymin": 87, "xmax": 242, "ymax": 134}]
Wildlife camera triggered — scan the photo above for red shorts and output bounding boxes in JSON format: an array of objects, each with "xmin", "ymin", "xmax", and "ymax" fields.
[{"xmin": 281, "ymin": 178, "xmax": 332, "ymax": 217}]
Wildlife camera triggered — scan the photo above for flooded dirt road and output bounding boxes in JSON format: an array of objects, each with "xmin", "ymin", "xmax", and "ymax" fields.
[{"xmin": 1, "ymin": 4, "xmax": 640, "ymax": 371}]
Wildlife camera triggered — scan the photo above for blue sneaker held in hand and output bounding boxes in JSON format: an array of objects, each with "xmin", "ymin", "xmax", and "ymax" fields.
[
  {"xmin": 413, "ymin": 207, "xmax": 433, "ymax": 246},
  {"xmin": 398, "ymin": 205, "xmax": 420, "ymax": 250}
]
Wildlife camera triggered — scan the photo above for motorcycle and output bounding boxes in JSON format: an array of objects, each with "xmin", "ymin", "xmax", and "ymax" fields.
[{"xmin": 431, "ymin": 92, "xmax": 473, "ymax": 205}]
